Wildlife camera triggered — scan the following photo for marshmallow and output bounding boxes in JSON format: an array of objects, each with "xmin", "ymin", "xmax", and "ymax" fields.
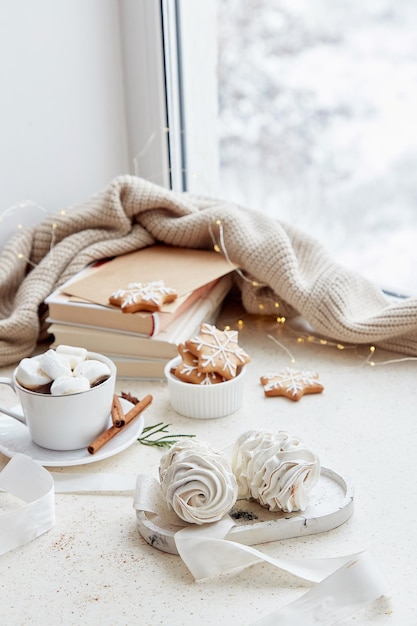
[
  {"xmin": 74, "ymin": 360, "xmax": 111, "ymax": 385},
  {"xmin": 51, "ymin": 375, "xmax": 91, "ymax": 396},
  {"xmin": 38, "ymin": 349, "xmax": 72, "ymax": 380},
  {"xmin": 55, "ymin": 345, "xmax": 88, "ymax": 369},
  {"xmin": 16, "ymin": 357, "xmax": 52, "ymax": 390}
]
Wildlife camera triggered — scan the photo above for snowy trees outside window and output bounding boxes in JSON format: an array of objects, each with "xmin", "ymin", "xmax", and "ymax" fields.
[{"xmin": 217, "ymin": 0, "xmax": 417, "ymax": 294}]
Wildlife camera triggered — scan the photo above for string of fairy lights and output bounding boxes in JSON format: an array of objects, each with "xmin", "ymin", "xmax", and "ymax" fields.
[
  {"xmin": 209, "ymin": 217, "xmax": 417, "ymax": 369},
  {"xmin": 2, "ymin": 183, "xmax": 417, "ymax": 370},
  {"xmin": 0, "ymin": 201, "xmax": 68, "ymax": 268}
]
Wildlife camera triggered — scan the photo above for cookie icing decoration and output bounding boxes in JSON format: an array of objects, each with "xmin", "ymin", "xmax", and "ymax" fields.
[
  {"xmin": 186, "ymin": 323, "xmax": 250, "ymax": 380},
  {"xmin": 109, "ymin": 280, "xmax": 177, "ymax": 313},
  {"xmin": 174, "ymin": 344, "xmax": 226, "ymax": 385},
  {"xmin": 260, "ymin": 367, "xmax": 324, "ymax": 401}
]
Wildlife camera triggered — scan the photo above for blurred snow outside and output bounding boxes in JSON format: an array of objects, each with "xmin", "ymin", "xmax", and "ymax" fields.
[{"xmin": 217, "ymin": 0, "xmax": 417, "ymax": 295}]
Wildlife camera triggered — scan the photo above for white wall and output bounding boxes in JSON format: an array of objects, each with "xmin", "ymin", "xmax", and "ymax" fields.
[{"xmin": 0, "ymin": 0, "xmax": 129, "ymax": 223}]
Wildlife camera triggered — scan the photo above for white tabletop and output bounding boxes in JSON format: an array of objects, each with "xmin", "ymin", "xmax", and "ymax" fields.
[{"xmin": 0, "ymin": 299, "xmax": 415, "ymax": 625}]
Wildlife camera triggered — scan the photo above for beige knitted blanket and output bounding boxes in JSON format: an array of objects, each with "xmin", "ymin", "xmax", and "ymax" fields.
[{"xmin": 1, "ymin": 175, "xmax": 416, "ymax": 366}]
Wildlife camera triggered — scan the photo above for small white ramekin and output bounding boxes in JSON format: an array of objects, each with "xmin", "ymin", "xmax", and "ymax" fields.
[{"xmin": 164, "ymin": 356, "xmax": 247, "ymax": 419}]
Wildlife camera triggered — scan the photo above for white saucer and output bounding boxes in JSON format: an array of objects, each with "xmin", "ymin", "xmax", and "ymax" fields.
[{"xmin": 0, "ymin": 398, "xmax": 144, "ymax": 467}]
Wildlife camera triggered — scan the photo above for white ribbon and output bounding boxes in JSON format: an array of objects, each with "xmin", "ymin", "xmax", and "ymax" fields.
[
  {"xmin": 0, "ymin": 457, "xmax": 389, "ymax": 625},
  {"xmin": 0, "ymin": 455, "xmax": 136, "ymax": 557},
  {"xmin": 136, "ymin": 475, "xmax": 389, "ymax": 625},
  {"xmin": 52, "ymin": 472, "xmax": 137, "ymax": 493},
  {"xmin": 175, "ymin": 520, "xmax": 389, "ymax": 625},
  {"xmin": 0, "ymin": 454, "xmax": 55, "ymax": 555}
]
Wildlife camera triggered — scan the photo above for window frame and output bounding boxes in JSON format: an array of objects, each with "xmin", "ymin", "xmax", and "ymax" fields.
[
  {"xmin": 175, "ymin": 0, "xmax": 219, "ymax": 196},
  {"xmin": 119, "ymin": 0, "xmax": 172, "ymax": 189},
  {"xmin": 119, "ymin": 0, "xmax": 219, "ymax": 195}
]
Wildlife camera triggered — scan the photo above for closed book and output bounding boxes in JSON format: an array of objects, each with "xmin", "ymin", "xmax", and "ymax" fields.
[
  {"xmin": 46, "ymin": 278, "xmax": 217, "ymax": 337},
  {"xmin": 47, "ymin": 274, "xmax": 233, "ymax": 360},
  {"xmin": 48, "ymin": 324, "xmax": 178, "ymax": 359},
  {"xmin": 45, "ymin": 245, "xmax": 234, "ymax": 337},
  {"xmin": 105, "ymin": 356, "xmax": 167, "ymax": 380}
]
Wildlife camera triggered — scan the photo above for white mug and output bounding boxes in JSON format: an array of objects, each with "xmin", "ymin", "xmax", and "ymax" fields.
[{"xmin": 0, "ymin": 351, "xmax": 116, "ymax": 451}]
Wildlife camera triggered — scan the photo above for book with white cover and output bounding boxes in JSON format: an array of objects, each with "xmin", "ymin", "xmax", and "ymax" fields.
[{"xmin": 107, "ymin": 356, "xmax": 167, "ymax": 380}]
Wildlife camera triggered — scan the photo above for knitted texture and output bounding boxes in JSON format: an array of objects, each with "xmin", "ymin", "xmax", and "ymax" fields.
[{"xmin": 1, "ymin": 174, "xmax": 416, "ymax": 366}]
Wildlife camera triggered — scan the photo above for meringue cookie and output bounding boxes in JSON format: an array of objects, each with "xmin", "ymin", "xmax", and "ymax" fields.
[
  {"xmin": 159, "ymin": 439, "xmax": 238, "ymax": 525},
  {"xmin": 51, "ymin": 375, "xmax": 91, "ymax": 396},
  {"xmin": 231, "ymin": 430, "xmax": 320, "ymax": 513},
  {"xmin": 38, "ymin": 349, "xmax": 72, "ymax": 380},
  {"xmin": 73, "ymin": 360, "xmax": 111, "ymax": 385},
  {"xmin": 16, "ymin": 357, "xmax": 52, "ymax": 390},
  {"xmin": 55, "ymin": 344, "xmax": 87, "ymax": 369}
]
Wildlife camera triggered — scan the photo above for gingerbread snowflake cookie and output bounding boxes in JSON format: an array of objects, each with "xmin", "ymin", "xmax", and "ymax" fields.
[
  {"xmin": 109, "ymin": 280, "xmax": 177, "ymax": 313},
  {"xmin": 260, "ymin": 367, "xmax": 324, "ymax": 401},
  {"xmin": 186, "ymin": 323, "xmax": 251, "ymax": 380},
  {"xmin": 172, "ymin": 343, "xmax": 226, "ymax": 385}
]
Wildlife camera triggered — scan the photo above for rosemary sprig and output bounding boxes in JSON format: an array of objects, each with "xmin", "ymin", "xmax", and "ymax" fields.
[{"xmin": 137, "ymin": 422, "xmax": 195, "ymax": 448}]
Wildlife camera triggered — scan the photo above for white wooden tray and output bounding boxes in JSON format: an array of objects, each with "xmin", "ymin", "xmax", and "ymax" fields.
[{"xmin": 135, "ymin": 467, "xmax": 354, "ymax": 554}]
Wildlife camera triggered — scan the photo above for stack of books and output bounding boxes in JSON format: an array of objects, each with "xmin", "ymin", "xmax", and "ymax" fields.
[{"xmin": 45, "ymin": 245, "xmax": 234, "ymax": 379}]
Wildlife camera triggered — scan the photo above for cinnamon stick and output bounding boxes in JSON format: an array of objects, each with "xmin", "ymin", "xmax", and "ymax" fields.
[
  {"xmin": 87, "ymin": 394, "xmax": 153, "ymax": 454},
  {"xmin": 111, "ymin": 394, "xmax": 125, "ymax": 427}
]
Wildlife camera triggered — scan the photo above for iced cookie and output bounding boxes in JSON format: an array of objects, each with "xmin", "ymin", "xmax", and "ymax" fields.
[
  {"xmin": 186, "ymin": 323, "xmax": 250, "ymax": 380},
  {"xmin": 109, "ymin": 281, "xmax": 177, "ymax": 313},
  {"xmin": 260, "ymin": 367, "xmax": 324, "ymax": 401},
  {"xmin": 173, "ymin": 343, "xmax": 226, "ymax": 385}
]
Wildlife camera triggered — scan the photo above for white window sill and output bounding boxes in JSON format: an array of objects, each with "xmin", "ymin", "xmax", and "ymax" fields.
[{"xmin": 0, "ymin": 297, "xmax": 412, "ymax": 623}]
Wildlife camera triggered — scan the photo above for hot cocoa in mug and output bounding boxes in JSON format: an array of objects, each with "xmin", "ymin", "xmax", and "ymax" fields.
[{"xmin": 0, "ymin": 346, "xmax": 116, "ymax": 450}]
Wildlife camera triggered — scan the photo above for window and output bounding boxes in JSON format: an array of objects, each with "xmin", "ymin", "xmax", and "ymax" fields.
[
  {"xmin": 170, "ymin": 0, "xmax": 417, "ymax": 296},
  {"xmin": 161, "ymin": 0, "xmax": 219, "ymax": 194}
]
